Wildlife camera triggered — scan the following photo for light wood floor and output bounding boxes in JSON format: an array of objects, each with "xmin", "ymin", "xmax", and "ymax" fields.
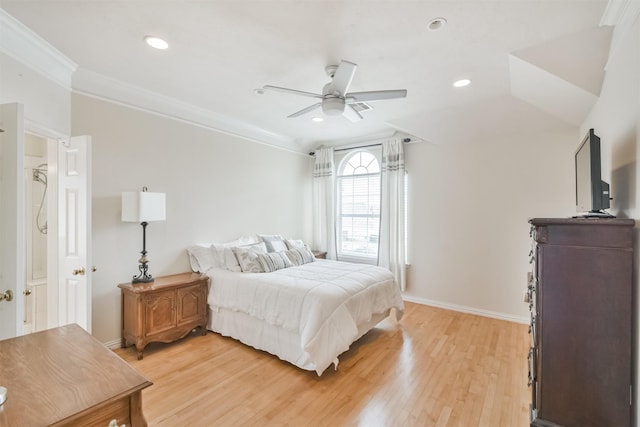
[{"xmin": 114, "ymin": 302, "xmax": 530, "ymax": 426}]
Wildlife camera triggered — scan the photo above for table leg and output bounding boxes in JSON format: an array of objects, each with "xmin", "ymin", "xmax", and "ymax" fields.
[{"xmin": 130, "ymin": 391, "xmax": 148, "ymax": 427}]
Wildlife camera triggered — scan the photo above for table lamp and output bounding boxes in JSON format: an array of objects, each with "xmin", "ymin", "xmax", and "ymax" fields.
[{"xmin": 122, "ymin": 187, "xmax": 166, "ymax": 283}]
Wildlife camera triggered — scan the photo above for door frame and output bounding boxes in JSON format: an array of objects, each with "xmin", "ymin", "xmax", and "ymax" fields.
[{"xmin": 0, "ymin": 103, "xmax": 25, "ymax": 339}]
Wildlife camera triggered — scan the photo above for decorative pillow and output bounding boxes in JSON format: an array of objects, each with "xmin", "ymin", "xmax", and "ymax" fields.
[
  {"xmin": 232, "ymin": 243, "xmax": 267, "ymax": 273},
  {"xmin": 210, "ymin": 235, "xmax": 260, "ymax": 271},
  {"xmin": 257, "ymin": 251, "xmax": 293, "ymax": 272},
  {"xmin": 186, "ymin": 245, "xmax": 218, "ymax": 272},
  {"xmin": 259, "ymin": 234, "xmax": 288, "ymax": 253},
  {"xmin": 285, "ymin": 239, "xmax": 306, "ymax": 250},
  {"xmin": 211, "ymin": 244, "xmax": 240, "ymax": 271},
  {"xmin": 284, "ymin": 247, "xmax": 315, "ymax": 266}
]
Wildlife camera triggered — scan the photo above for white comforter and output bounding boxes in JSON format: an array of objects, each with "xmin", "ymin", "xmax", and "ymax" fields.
[{"xmin": 207, "ymin": 259, "xmax": 404, "ymax": 375}]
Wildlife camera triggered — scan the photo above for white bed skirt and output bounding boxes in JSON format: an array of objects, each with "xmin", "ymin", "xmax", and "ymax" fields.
[{"xmin": 207, "ymin": 306, "xmax": 391, "ymax": 374}]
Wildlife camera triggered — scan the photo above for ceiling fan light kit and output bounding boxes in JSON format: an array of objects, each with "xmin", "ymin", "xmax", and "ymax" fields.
[
  {"xmin": 262, "ymin": 60, "xmax": 407, "ymax": 122},
  {"xmin": 321, "ymin": 97, "xmax": 345, "ymax": 115}
]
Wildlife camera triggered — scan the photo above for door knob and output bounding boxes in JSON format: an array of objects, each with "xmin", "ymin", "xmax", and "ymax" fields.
[
  {"xmin": 92, "ymin": 266, "xmax": 97, "ymax": 272},
  {"xmin": 24, "ymin": 289, "xmax": 32, "ymax": 296},
  {"xmin": 72, "ymin": 267, "xmax": 86, "ymax": 276},
  {"xmin": 0, "ymin": 290, "xmax": 13, "ymax": 302}
]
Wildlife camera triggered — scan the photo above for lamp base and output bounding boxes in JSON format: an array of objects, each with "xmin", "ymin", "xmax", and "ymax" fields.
[
  {"xmin": 132, "ymin": 251, "xmax": 154, "ymax": 283},
  {"xmin": 132, "ymin": 274, "xmax": 154, "ymax": 283}
]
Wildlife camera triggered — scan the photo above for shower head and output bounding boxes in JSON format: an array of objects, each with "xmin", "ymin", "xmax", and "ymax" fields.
[{"xmin": 32, "ymin": 165, "xmax": 47, "ymax": 185}]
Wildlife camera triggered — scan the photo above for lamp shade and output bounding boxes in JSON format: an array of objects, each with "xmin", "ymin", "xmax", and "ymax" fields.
[{"xmin": 122, "ymin": 191, "xmax": 166, "ymax": 222}]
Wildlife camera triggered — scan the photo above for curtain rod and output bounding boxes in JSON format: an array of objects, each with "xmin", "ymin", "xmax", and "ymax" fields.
[{"xmin": 309, "ymin": 136, "xmax": 418, "ymax": 156}]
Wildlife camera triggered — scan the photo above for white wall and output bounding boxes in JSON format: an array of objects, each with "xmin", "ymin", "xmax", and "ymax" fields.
[
  {"xmin": 71, "ymin": 93, "xmax": 313, "ymax": 344},
  {"xmin": 403, "ymin": 129, "xmax": 577, "ymax": 322},
  {"xmin": 580, "ymin": 15, "xmax": 639, "ymax": 423},
  {"xmin": 0, "ymin": 52, "xmax": 71, "ymax": 137}
]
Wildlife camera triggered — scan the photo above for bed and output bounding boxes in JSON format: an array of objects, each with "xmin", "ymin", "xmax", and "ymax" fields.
[{"xmin": 188, "ymin": 238, "xmax": 404, "ymax": 375}]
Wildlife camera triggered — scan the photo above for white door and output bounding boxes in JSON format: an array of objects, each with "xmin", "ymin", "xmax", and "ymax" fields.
[
  {"xmin": 0, "ymin": 103, "xmax": 25, "ymax": 340},
  {"xmin": 57, "ymin": 136, "xmax": 92, "ymax": 332}
]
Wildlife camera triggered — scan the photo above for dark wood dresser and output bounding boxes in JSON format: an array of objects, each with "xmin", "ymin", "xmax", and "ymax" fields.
[{"xmin": 528, "ymin": 218, "xmax": 634, "ymax": 427}]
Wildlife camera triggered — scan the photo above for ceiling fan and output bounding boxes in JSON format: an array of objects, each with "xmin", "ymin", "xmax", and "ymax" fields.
[{"xmin": 262, "ymin": 60, "xmax": 407, "ymax": 122}]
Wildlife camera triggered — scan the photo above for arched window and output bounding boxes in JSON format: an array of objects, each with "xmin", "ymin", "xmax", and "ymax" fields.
[{"xmin": 337, "ymin": 151, "xmax": 380, "ymax": 259}]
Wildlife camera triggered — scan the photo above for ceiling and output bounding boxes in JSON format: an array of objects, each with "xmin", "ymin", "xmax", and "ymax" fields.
[{"xmin": 1, "ymin": 1, "xmax": 613, "ymax": 153}]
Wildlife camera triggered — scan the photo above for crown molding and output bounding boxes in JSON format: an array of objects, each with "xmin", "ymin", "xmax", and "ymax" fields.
[
  {"xmin": 600, "ymin": 0, "xmax": 640, "ymax": 69},
  {"xmin": 0, "ymin": 8, "xmax": 77, "ymax": 89},
  {"xmin": 72, "ymin": 67, "xmax": 305, "ymax": 154},
  {"xmin": 601, "ymin": 0, "xmax": 640, "ymax": 26},
  {"xmin": 24, "ymin": 118, "xmax": 68, "ymax": 140}
]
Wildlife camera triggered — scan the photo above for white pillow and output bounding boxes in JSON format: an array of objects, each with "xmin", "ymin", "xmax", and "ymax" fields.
[
  {"xmin": 232, "ymin": 243, "xmax": 267, "ymax": 273},
  {"xmin": 285, "ymin": 239, "xmax": 306, "ymax": 250},
  {"xmin": 259, "ymin": 234, "xmax": 287, "ymax": 252},
  {"xmin": 186, "ymin": 245, "xmax": 218, "ymax": 272},
  {"xmin": 210, "ymin": 235, "xmax": 260, "ymax": 271},
  {"xmin": 231, "ymin": 235, "xmax": 260, "ymax": 246}
]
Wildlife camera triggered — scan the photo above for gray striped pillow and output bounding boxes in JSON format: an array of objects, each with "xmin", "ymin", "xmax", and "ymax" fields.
[
  {"xmin": 257, "ymin": 251, "xmax": 293, "ymax": 272},
  {"xmin": 285, "ymin": 247, "xmax": 315, "ymax": 266}
]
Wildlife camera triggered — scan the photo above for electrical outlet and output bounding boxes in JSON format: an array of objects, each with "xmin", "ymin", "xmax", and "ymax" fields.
[{"xmin": 523, "ymin": 289, "xmax": 531, "ymax": 303}]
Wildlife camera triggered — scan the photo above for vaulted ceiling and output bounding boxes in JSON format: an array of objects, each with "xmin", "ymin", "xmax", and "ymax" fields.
[{"xmin": 1, "ymin": 1, "xmax": 613, "ymax": 153}]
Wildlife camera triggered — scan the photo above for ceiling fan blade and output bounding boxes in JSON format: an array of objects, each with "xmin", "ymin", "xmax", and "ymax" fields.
[
  {"xmin": 288, "ymin": 103, "xmax": 322, "ymax": 118},
  {"xmin": 343, "ymin": 104, "xmax": 363, "ymax": 122},
  {"xmin": 346, "ymin": 89, "xmax": 407, "ymax": 103},
  {"xmin": 263, "ymin": 85, "xmax": 324, "ymax": 99},
  {"xmin": 329, "ymin": 60, "xmax": 357, "ymax": 95}
]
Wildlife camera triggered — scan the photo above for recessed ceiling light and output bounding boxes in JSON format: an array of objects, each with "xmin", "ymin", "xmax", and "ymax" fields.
[
  {"xmin": 428, "ymin": 17, "xmax": 447, "ymax": 31},
  {"xmin": 144, "ymin": 36, "xmax": 169, "ymax": 50},
  {"xmin": 453, "ymin": 79, "xmax": 471, "ymax": 88},
  {"xmin": 311, "ymin": 117, "xmax": 324, "ymax": 122}
]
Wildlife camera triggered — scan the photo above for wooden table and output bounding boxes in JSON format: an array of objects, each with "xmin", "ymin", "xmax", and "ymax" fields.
[{"xmin": 0, "ymin": 324, "xmax": 152, "ymax": 426}]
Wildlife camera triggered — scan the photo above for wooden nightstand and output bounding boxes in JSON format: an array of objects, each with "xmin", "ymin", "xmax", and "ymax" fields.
[
  {"xmin": 118, "ymin": 272, "xmax": 209, "ymax": 360},
  {"xmin": 312, "ymin": 250, "xmax": 327, "ymax": 259}
]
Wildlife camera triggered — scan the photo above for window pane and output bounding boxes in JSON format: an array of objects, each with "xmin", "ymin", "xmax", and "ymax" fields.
[
  {"xmin": 338, "ymin": 151, "xmax": 381, "ymax": 259},
  {"xmin": 344, "ymin": 151, "xmax": 378, "ymax": 176}
]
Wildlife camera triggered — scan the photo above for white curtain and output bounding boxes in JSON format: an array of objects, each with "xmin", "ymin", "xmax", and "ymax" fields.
[
  {"xmin": 379, "ymin": 138, "xmax": 406, "ymax": 290},
  {"xmin": 312, "ymin": 147, "xmax": 337, "ymax": 260}
]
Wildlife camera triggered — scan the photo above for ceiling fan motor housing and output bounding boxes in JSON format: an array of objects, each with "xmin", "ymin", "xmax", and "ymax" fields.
[{"xmin": 322, "ymin": 97, "xmax": 345, "ymax": 115}]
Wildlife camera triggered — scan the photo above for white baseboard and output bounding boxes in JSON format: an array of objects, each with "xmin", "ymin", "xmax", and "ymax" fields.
[
  {"xmin": 100, "ymin": 297, "xmax": 528, "ymax": 350},
  {"xmin": 402, "ymin": 294, "xmax": 529, "ymax": 324},
  {"xmin": 104, "ymin": 338, "xmax": 122, "ymax": 350}
]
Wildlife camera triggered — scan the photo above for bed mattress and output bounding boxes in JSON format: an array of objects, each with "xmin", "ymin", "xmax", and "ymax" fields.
[{"xmin": 206, "ymin": 259, "xmax": 404, "ymax": 375}]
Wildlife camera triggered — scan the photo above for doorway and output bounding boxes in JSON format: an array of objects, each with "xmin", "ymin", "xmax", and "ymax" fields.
[
  {"xmin": 23, "ymin": 133, "xmax": 49, "ymax": 333},
  {"xmin": 1, "ymin": 103, "xmax": 92, "ymax": 339}
]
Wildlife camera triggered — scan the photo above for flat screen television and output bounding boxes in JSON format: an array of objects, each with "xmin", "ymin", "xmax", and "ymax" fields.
[{"xmin": 575, "ymin": 129, "xmax": 613, "ymax": 217}]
